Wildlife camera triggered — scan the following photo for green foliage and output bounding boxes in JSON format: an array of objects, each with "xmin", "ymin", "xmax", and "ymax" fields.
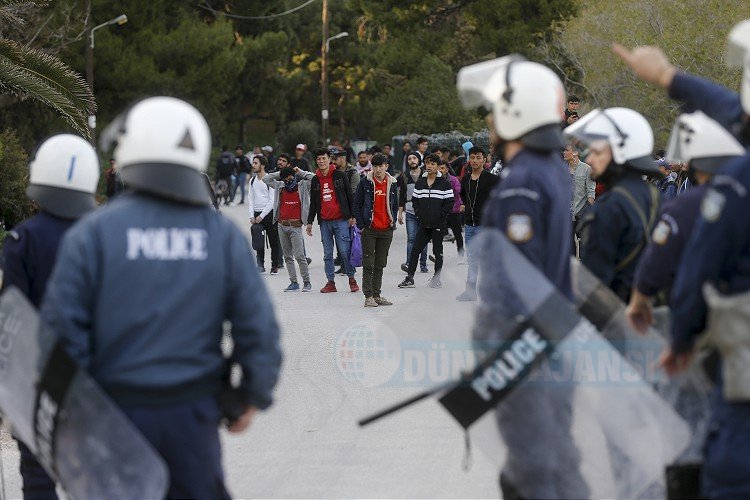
[
  {"xmin": 0, "ymin": 128, "xmax": 34, "ymax": 228},
  {"xmin": 276, "ymin": 119, "xmax": 319, "ymax": 155},
  {"xmin": 540, "ymin": 0, "xmax": 749, "ymax": 146},
  {"xmin": 0, "ymin": 1, "xmax": 95, "ymax": 137}
]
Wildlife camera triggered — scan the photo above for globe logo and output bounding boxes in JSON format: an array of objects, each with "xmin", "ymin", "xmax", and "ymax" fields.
[{"xmin": 335, "ymin": 320, "xmax": 401, "ymax": 388}]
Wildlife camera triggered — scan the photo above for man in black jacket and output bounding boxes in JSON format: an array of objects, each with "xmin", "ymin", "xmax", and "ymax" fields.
[
  {"xmin": 398, "ymin": 153, "xmax": 453, "ymax": 288},
  {"xmin": 232, "ymin": 145, "xmax": 252, "ymax": 205},
  {"xmin": 306, "ymin": 148, "xmax": 360, "ymax": 293},
  {"xmin": 457, "ymin": 146, "xmax": 499, "ymax": 301}
]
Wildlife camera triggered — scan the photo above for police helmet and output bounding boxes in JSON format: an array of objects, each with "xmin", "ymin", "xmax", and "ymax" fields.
[
  {"xmin": 27, "ymin": 134, "xmax": 99, "ymax": 219},
  {"xmin": 101, "ymin": 97, "xmax": 212, "ymax": 205},
  {"xmin": 564, "ymin": 107, "xmax": 659, "ymax": 175},
  {"xmin": 457, "ymin": 55, "xmax": 565, "ymax": 150},
  {"xmin": 727, "ymin": 19, "xmax": 750, "ymax": 114},
  {"xmin": 666, "ymin": 111, "xmax": 745, "ymax": 174}
]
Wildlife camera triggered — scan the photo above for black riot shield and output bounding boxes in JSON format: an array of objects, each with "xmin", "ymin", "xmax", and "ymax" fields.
[{"xmin": 0, "ymin": 287, "xmax": 169, "ymax": 499}]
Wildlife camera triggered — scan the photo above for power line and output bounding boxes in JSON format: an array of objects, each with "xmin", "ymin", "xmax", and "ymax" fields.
[{"xmin": 199, "ymin": 0, "xmax": 318, "ymax": 20}]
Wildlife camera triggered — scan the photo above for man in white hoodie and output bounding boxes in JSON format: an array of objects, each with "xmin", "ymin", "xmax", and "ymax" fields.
[{"xmin": 248, "ymin": 155, "xmax": 281, "ymax": 273}]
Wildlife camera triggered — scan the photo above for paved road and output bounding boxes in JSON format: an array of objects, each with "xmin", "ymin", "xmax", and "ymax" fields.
[{"xmin": 0, "ymin": 201, "xmax": 500, "ymax": 499}]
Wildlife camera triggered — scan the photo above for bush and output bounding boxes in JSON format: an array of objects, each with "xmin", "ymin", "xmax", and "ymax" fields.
[
  {"xmin": 0, "ymin": 129, "xmax": 34, "ymax": 229},
  {"xmin": 276, "ymin": 119, "xmax": 319, "ymax": 156}
]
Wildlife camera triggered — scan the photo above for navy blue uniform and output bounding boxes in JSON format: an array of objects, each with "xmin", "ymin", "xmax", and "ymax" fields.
[
  {"xmin": 1, "ymin": 212, "xmax": 72, "ymax": 500},
  {"xmin": 634, "ymin": 184, "xmax": 707, "ymax": 298},
  {"xmin": 669, "ymin": 73, "xmax": 743, "ymax": 138},
  {"xmin": 671, "ymin": 154, "xmax": 750, "ymax": 498},
  {"xmin": 41, "ymin": 193, "xmax": 282, "ymax": 498},
  {"xmin": 579, "ymin": 173, "xmax": 660, "ymax": 302},
  {"xmin": 482, "ymin": 149, "xmax": 587, "ymax": 499},
  {"xmin": 483, "ymin": 149, "xmax": 573, "ymax": 297}
]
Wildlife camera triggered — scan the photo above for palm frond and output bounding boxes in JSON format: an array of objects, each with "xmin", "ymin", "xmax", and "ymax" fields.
[
  {"xmin": 0, "ymin": 38, "xmax": 94, "ymax": 137},
  {"xmin": 0, "ymin": 1, "xmax": 43, "ymax": 27}
]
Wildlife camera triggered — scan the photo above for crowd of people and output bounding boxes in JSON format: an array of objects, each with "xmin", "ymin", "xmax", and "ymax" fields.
[{"xmin": 1, "ymin": 16, "xmax": 750, "ymax": 500}]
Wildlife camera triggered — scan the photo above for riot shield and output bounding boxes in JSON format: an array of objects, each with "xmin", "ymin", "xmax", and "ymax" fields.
[
  {"xmin": 439, "ymin": 229, "xmax": 690, "ymax": 499},
  {"xmin": 0, "ymin": 287, "xmax": 169, "ymax": 499},
  {"xmin": 570, "ymin": 259, "xmax": 713, "ymax": 463}
]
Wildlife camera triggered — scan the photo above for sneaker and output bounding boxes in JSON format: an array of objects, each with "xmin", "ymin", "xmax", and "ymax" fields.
[
  {"xmin": 456, "ymin": 288, "xmax": 478, "ymax": 301},
  {"xmin": 428, "ymin": 275, "xmax": 442, "ymax": 288},
  {"xmin": 302, "ymin": 282, "xmax": 312, "ymax": 292},
  {"xmin": 374, "ymin": 296, "xmax": 393, "ymax": 306},
  {"xmin": 320, "ymin": 281, "xmax": 337, "ymax": 293},
  {"xmin": 284, "ymin": 282, "xmax": 300, "ymax": 292},
  {"xmin": 400, "ymin": 263, "xmax": 409, "ymax": 273},
  {"xmin": 270, "ymin": 267, "xmax": 279, "ymax": 275},
  {"xmin": 364, "ymin": 297, "xmax": 378, "ymax": 307},
  {"xmin": 306, "ymin": 257, "xmax": 312, "ymax": 265},
  {"xmin": 398, "ymin": 276, "xmax": 415, "ymax": 288},
  {"xmin": 335, "ymin": 266, "xmax": 346, "ymax": 275},
  {"xmin": 349, "ymin": 277, "xmax": 360, "ymax": 293},
  {"xmin": 258, "ymin": 266, "xmax": 266, "ymax": 273},
  {"xmin": 420, "ymin": 265, "xmax": 429, "ymax": 273}
]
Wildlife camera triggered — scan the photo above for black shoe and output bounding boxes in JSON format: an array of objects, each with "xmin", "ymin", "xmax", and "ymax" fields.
[
  {"xmin": 335, "ymin": 266, "xmax": 346, "ymax": 275},
  {"xmin": 306, "ymin": 257, "xmax": 312, "ymax": 265},
  {"xmin": 429, "ymin": 255, "xmax": 435, "ymax": 263},
  {"xmin": 398, "ymin": 276, "xmax": 415, "ymax": 288}
]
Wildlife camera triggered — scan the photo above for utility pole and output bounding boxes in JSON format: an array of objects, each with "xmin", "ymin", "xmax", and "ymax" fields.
[
  {"xmin": 84, "ymin": 0, "xmax": 94, "ymax": 144},
  {"xmin": 321, "ymin": 0, "xmax": 329, "ymax": 145}
]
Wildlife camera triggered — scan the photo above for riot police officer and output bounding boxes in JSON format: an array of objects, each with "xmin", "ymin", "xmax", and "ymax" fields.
[
  {"xmin": 40, "ymin": 97, "xmax": 282, "ymax": 498},
  {"xmin": 456, "ymin": 55, "xmax": 588, "ymax": 499},
  {"xmin": 627, "ymin": 112, "xmax": 745, "ymax": 333},
  {"xmin": 1, "ymin": 134, "xmax": 100, "ymax": 499},
  {"xmin": 566, "ymin": 107, "xmax": 662, "ymax": 302}
]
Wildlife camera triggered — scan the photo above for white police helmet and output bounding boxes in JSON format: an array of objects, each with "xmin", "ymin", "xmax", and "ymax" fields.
[
  {"xmin": 666, "ymin": 111, "xmax": 745, "ymax": 174},
  {"xmin": 27, "ymin": 134, "xmax": 99, "ymax": 219},
  {"xmin": 564, "ymin": 107, "xmax": 658, "ymax": 175},
  {"xmin": 102, "ymin": 96, "xmax": 211, "ymax": 205},
  {"xmin": 727, "ymin": 19, "xmax": 750, "ymax": 114},
  {"xmin": 457, "ymin": 55, "xmax": 565, "ymax": 150}
]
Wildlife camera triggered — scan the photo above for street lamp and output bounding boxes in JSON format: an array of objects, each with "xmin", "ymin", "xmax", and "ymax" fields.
[
  {"xmin": 321, "ymin": 31, "xmax": 348, "ymax": 144},
  {"xmin": 85, "ymin": 13, "xmax": 128, "ymax": 145}
]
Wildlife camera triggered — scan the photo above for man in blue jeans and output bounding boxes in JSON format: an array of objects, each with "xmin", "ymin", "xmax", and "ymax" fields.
[
  {"xmin": 397, "ymin": 152, "xmax": 429, "ymax": 273},
  {"xmin": 457, "ymin": 146, "xmax": 498, "ymax": 301},
  {"xmin": 306, "ymin": 148, "xmax": 360, "ymax": 293}
]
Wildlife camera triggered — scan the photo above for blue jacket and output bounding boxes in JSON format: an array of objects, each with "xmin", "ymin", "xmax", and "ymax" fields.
[
  {"xmin": 579, "ymin": 173, "xmax": 660, "ymax": 302},
  {"xmin": 41, "ymin": 193, "xmax": 282, "ymax": 409},
  {"xmin": 634, "ymin": 184, "xmax": 707, "ymax": 298},
  {"xmin": 1, "ymin": 212, "xmax": 74, "ymax": 308},
  {"xmin": 353, "ymin": 172, "xmax": 399, "ymax": 230},
  {"xmin": 669, "ymin": 72, "xmax": 744, "ymax": 140},
  {"xmin": 671, "ymin": 154, "xmax": 750, "ymax": 354},
  {"xmin": 483, "ymin": 149, "xmax": 573, "ymax": 298}
]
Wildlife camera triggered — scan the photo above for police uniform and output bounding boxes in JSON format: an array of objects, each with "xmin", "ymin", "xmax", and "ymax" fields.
[
  {"xmin": 634, "ymin": 184, "xmax": 706, "ymax": 299},
  {"xmin": 670, "ymin": 154, "xmax": 750, "ymax": 498},
  {"xmin": 40, "ymin": 97, "xmax": 282, "ymax": 499},
  {"xmin": 483, "ymin": 149, "xmax": 588, "ymax": 499},
  {"xmin": 484, "ymin": 149, "xmax": 573, "ymax": 297},
  {"xmin": 1, "ymin": 213, "xmax": 72, "ymax": 499},
  {"xmin": 578, "ymin": 173, "xmax": 660, "ymax": 302}
]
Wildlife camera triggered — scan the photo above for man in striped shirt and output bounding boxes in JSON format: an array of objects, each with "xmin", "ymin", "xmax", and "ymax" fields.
[{"xmin": 398, "ymin": 153, "xmax": 454, "ymax": 289}]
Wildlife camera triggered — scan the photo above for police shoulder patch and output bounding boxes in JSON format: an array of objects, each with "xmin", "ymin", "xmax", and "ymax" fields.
[
  {"xmin": 652, "ymin": 220, "xmax": 670, "ymax": 245},
  {"xmin": 701, "ymin": 189, "xmax": 726, "ymax": 223},
  {"xmin": 507, "ymin": 213, "xmax": 533, "ymax": 243}
]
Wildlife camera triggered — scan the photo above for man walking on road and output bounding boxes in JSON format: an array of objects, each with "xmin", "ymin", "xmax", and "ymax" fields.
[
  {"xmin": 306, "ymin": 148, "xmax": 360, "ymax": 293},
  {"xmin": 354, "ymin": 153, "xmax": 398, "ymax": 307}
]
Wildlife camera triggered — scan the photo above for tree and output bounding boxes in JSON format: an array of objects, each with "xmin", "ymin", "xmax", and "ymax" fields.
[
  {"xmin": 0, "ymin": 128, "xmax": 34, "ymax": 228},
  {"xmin": 0, "ymin": 0, "xmax": 94, "ymax": 137}
]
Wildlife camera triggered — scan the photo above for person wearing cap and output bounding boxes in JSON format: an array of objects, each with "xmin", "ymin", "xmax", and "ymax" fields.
[
  {"xmin": 627, "ymin": 111, "xmax": 745, "ymax": 334},
  {"xmin": 457, "ymin": 55, "xmax": 589, "ymax": 499},
  {"xmin": 566, "ymin": 107, "xmax": 662, "ymax": 302},
  {"xmin": 292, "ymin": 144, "xmax": 311, "ymax": 172},
  {"xmin": 1, "ymin": 133, "xmax": 100, "ymax": 499},
  {"xmin": 261, "ymin": 145, "xmax": 277, "ymax": 172},
  {"xmin": 353, "ymin": 153, "xmax": 398, "ymax": 307},
  {"xmin": 40, "ymin": 97, "xmax": 282, "ymax": 498}
]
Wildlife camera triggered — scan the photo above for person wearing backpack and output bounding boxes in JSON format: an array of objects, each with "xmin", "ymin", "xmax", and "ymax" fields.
[
  {"xmin": 215, "ymin": 146, "xmax": 235, "ymax": 206},
  {"xmin": 248, "ymin": 155, "xmax": 282, "ymax": 274}
]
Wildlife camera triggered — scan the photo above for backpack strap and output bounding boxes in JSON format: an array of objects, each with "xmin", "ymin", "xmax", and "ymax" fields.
[{"xmin": 612, "ymin": 184, "xmax": 659, "ymax": 272}]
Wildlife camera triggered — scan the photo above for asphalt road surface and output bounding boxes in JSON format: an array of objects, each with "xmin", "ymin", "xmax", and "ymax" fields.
[{"xmin": 0, "ymin": 200, "xmax": 499, "ymax": 499}]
